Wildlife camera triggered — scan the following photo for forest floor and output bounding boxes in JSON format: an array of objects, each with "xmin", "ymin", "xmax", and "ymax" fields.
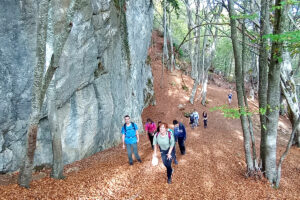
[{"xmin": 0, "ymin": 31, "xmax": 300, "ymax": 200}]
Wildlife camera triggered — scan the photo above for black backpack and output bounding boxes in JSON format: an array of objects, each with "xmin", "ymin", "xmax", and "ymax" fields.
[
  {"xmin": 123, "ymin": 122, "xmax": 136, "ymax": 136},
  {"xmin": 190, "ymin": 114, "xmax": 195, "ymax": 123}
]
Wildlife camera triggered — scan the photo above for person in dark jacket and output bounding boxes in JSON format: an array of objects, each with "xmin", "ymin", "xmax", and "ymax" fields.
[
  {"xmin": 172, "ymin": 120, "xmax": 186, "ymax": 155},
  {"xmin": 203, "ymin": 111, "xmax": 208, "ymax": 128}
]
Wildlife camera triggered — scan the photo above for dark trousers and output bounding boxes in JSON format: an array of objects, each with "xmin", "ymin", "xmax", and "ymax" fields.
[
  {"xmin": 160, "ymin": 149, "xmax": 173, "ymax": 179},
  {"xmin": 204, "ymin": 120, "xmax": 207, "ymax": 128},
  {"xmin": 177, "ymin": 137, "xmax": 186, "ymax": 155},
  {"xmin": 172, "ymin": 146, "xmax": 177, "ymax": 163},
  {"xmin": 148, "ymin": 132, "xmax": 154, "ymax": 149}
]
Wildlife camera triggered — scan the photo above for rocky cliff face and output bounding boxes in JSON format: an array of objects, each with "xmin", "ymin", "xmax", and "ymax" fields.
[{"xmin": 0, "ymin": 0, "xmax": 154, "ymax": 173}]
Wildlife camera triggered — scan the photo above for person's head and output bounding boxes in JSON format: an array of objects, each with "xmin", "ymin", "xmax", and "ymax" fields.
[
  {"xmin": 193, "ymin": 109, "xmax": 196, "ymax": 112},
  {"xmin": 147, "ymin": 118, "xmax": 152, "ymax": 123},
  {"xmin": 173, "ymin": 120, "xmax": 179, "ymax": 127},
  {"xmin": 157, "ymin": 121, "xmax": 161, "ymax": 126},
  {"xmin": 159, "ymin": 122, "xmax": 168, "ymax": 133},
  {"xmin": 203, "ymin": 111, "xmax": 207, "ymax": 115},
  {"xmin": 124, "ymin": 115, "xmax": 130, "ymax": 124}
]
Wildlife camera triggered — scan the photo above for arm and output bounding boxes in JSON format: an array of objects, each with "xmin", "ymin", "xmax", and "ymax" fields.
[
  {"xmin": 153, "ymin": 144, "xmax": 157, "ymax": 156},
  {"xmin": 136, "ymin": 130, "xmax": 139, "ymax": 143},
  {"xmin": 122, "ymin": 134, "xmax": 125, "ymax": 149},
  {"xmin": 153, "ymin": 135, "xmax": 158, "ymax": 156},
  {"xmin": 182, "ymin": 124, "xmax": 187, "ymax": 140}
]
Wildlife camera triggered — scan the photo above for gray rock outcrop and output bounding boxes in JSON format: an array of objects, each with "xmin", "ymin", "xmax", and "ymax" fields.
[{"xmin": 0, "ymin": 0, "xmax": 154, "ymax": 173}]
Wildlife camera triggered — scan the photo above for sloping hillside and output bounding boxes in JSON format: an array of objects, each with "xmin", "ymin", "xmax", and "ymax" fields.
[{"xmin": 0, "ymin": 31, "xmax": 299, "ymax": 200}]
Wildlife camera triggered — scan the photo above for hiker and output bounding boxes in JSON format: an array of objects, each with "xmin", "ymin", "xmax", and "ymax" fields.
[
  {"xmin": 203, "ymin": 111, "xmax": 208, "ymax": 128},
  {"xmin": 121, "ymin": 115, "xmax": 142, "ymax": 165},
  {"xmin": 153, "ymin": 123, "xmax": 175, "ymax": 184},
  {"xmin": 192, "ymin": 109, "xmax": 199, "ymax": 127},
  {"xmin": 168, "ymin": 127, "xmax": 178, "ymax": 165},
  {"xmin": 145, "ymin": 118, "xmax": 157, "ymax": 149},
  {"xmin": 228, "ymin": 91, "xmax": 233, "ymax": 105},
  {"xmin": 189, "ymin": 112, "xmax": 195, "ymax": 129},
  {"xmin": 173, "ymin": 120, "xmax": 186, "ymax": 155}
]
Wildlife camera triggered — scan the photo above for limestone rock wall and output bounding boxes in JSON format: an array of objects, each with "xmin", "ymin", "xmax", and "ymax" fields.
[{"xmin": 0, "ymin": 0, "xmax": 154, "ymax": 172}]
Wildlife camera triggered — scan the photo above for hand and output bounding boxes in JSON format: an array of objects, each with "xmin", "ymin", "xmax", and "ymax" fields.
[
  {"xmin": 137, "ymin": 138, "xmax": 139, "ymax": 143},
  {"xmin": 123, "ymin": 144, "xmax": 125, "ymax": 149},
  {"xmin": 167, "ymin": 153, "xmax": 172, "ymax": 160}
]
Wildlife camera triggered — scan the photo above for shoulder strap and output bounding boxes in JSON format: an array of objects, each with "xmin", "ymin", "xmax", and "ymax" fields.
[
  {"xmin": 123, "ymin": 123, "xmax": 127, "ymax": 135},
  {"xmin": 131, "ymin": 122, "xmax": 136, "ymax": 131}
]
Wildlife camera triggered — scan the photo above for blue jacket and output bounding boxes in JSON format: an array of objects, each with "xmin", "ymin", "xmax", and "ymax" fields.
[{"xmin": 174, "ymin": 122, "xmax": 186, "ymax": 141}]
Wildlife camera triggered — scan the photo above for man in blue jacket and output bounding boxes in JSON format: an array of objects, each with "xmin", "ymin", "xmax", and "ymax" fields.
[
  {"xmin": 121, "ymin": 115, "xmax": 142, "ymax": 165},
  {"xmin": 173, "ymin": 120, "xmax": 186, "ymax": 155}
]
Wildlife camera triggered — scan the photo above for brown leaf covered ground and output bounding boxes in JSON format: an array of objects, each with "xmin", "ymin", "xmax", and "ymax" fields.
[{"xmin": 0, "ymin": 31, "xmax": 299, "ymax": 200}]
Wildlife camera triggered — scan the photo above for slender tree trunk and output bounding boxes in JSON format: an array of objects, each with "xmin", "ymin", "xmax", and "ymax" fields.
[
  {"xmin": 189, "ymin": 0, "xmax": 201, "ymax": 104},
  {"xmin": 241, "ymin": 2, "xmax": 258, "ymax": 170},
  {"xmin": 228, "ymin": 0, "xmax": 254, "ymax": 173},
  {"xmin": 161, "ymin": 0, "xmax": 167, "ymax": 88},
  {"xmin": 275, "ymin": 115, "xmax": 300, "ymax": 188},
  {"xmin": 258, "ymin": 0, "xmax": 271, "ymax": 171},
  {"xmin": 18, "ymin": 0, "xmax": 50, "ymax": 188},
  {"xmin": 48, "ymin": 78, "xmax": 64, "ymax": 179},
  {"xmin": 168, "ymin": 12, "xmax": 175, "ymax": 72},
  {"xmin": 18, "ymin": 0, "xmax": 79, "ymax": 187},
  {"xmin": 264, "ymin": 0, "xmax": 288, "ymax": 184}
]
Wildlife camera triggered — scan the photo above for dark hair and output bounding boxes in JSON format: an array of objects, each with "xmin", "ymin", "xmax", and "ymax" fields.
[
  {"xmin": 203, "ymin": 112, "xmax": 207, "ymax": 116},
  {"xmin": 157, "ymin": 121, "xmax": 161, "ymax": 124},
  {"xmin": 173, "ymin": 120, "xmax": 178, "ymax": 125},
  {"xmin": 124, "ymin": 115, "xmax": 130, "ymax": 118},
  {"xmin": 147, "ymin": 118, "xmax": 152, "ymax": 123}
]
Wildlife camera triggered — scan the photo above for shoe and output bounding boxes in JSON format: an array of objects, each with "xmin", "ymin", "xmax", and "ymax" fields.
[
  {"xmin": 174, "ymin": 160, "xmax": 178, "ymax": 165},
  {"xmin": 129, "ymin": 162, "xmax": 133, "ymax": 165},
  {"xmin": 167, "ymin": 178, "xmax": 172, "ymax": 184},
  {"xmin": 137, "ymin": 159, "xmax": 142, "ymax": 163}
]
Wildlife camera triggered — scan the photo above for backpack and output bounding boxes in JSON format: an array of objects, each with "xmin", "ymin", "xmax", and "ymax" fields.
[
  {"xmin": 123, "ymin": 122, "xmax": 136, "ymax": 136},
  {"xmin": 190, "ymin": 114, "xmax": 195, "ymax": 123}
]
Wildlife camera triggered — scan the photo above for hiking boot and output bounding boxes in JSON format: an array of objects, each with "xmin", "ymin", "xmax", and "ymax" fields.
[
  {"xmin": 137, "ymin": 159, "xmax": 142, "ymax": 163},
  {"xmin": 167, "ymin": 178, "xmax": 172, "ymax": 184},
  {"xmin": 129, "ymin": 162, "xmax": 133, "ymax": 165}
]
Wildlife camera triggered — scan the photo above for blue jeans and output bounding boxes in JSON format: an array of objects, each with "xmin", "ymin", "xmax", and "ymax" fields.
[
  {"xmin": 126, "ymin": 143, "xmax": 140, "ymax": 163},
  {"xmin": 160, "ymin": 149, "xmax": 173, "ymax": 179}
]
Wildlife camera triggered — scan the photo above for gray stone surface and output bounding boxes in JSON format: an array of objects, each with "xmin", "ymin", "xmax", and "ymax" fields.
[{"xmin": 0, "ymin": 0, "xmax": 154, "ymax": 172}]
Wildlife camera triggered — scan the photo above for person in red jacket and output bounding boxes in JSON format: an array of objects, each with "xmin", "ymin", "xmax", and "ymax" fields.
[{"xmin": 145, "ymin": 118, "xmax": 157, "ymax": 149}]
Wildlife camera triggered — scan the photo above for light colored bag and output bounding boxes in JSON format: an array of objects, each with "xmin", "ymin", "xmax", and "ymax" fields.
[{"xmin": 152, "ymin": 155, "xmax": 158, "ymax": 166}]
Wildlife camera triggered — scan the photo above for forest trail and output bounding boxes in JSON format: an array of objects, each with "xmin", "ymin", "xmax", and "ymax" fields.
[{"xmin": 0, "ymin": 31, "xmax": 299, "ymax": 200}]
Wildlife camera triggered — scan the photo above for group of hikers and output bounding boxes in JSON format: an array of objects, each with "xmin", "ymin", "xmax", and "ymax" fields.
[
  {"xmin": 121, "ymin": 111, "xmax": 205, "ymax": 184},
  {"xmin": 189, "ymin": 109, "xmax": 208, "ymax": 129}
]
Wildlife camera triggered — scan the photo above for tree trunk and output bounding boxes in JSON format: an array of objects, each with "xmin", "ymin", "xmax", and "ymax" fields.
[
  {"xmin": 241, "ymin": 1, "xmax": 258, "ymax": 170},
  {"xmin": 18, "ymin": 0, "xmax": 50, "ymax": 188},
  {"xmin": 258, "ymin": 0, "xmax": 271, "ymax": 171},
  {"xmin": 264, "ymin": 0, "xmax": 288, "ymax": 184},
  {"xmin": 280, "ymin": 50, "xmax": 300, "ymax": 148},
  {"xmin": 18, "ymin": 0, "xmax": 79, "ymax": 187},
  {"xmin": 161, "ymin": 0, "xmax": 168, "ymax": 88},
  {"xmin": 228, "ymin": 0, "xmax": 254, "ymax": 173},
  {"xmin": 189, "ymin": 0, "xmax": 201, "ymax": 104},
  {"xmin": 168, "ymin": 11, "xmax": 175, "ymax": 72},
  {"xmin": 48, "ymin": 78, "xmax": 64, "ymax": 179}
]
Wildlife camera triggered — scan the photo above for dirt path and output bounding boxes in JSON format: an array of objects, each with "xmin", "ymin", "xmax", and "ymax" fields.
[{"xmin": 0, "ymin": 31, "xmax": 299, "ymax": 199}]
